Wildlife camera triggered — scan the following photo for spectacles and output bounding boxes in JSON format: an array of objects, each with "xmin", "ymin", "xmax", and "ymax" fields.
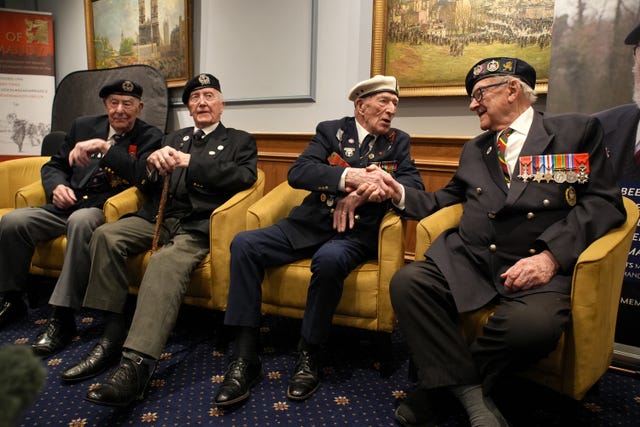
[
  {"xmin": 470, "ymin": 80, "xmax": 508, "ymax": 102},
  {"xmin": 635, "ymin": 45, "xmax": 639, "ymax": 57}
]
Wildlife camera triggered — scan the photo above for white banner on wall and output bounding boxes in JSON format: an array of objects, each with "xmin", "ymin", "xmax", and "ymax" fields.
[{"xmin": 0, "ymin": 9, "xmax": 55, "ymax": 156}]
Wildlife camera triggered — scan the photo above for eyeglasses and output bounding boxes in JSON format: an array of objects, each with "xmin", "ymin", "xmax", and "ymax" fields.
[
  {"xmin": 635, "ymin": 45, "xmax": 639, "ymax": 57},
  {"xmin": 470, "ymin": 80, "xmax": 508, "ymax": 102}
]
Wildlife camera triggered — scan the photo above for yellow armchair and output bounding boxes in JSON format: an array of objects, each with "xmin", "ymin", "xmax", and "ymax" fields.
[
  {"xmin": 414, "ymin": 197, "xmax": 639, "ymax": 400},
  {"xmin": 111, "ymin": 169, "xmax": 266, "ymax": 310},
  {"xmin": 0, "ymin": 157, "xmax": 50, "ymax": 219},
  {"xmin": 246, "ymin": 181, "xmax": 406, "ymax": 334}
]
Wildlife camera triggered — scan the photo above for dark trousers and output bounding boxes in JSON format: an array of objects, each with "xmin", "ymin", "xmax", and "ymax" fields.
[
  {"xmin": 390, "ymin": 258, "xmax": 571, "ymax": 392},
  {"xmin": 224, "ymin": 224, "xmax": 374, "ymax": 345}
]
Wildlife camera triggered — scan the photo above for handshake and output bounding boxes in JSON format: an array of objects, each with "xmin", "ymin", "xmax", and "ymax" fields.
[{"xmin": 345, "ymin": 164, "xmax": 403, "ymax": 204}]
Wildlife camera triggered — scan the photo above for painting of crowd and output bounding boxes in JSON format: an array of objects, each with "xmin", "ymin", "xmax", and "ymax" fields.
[{"xmin": 386, "ymin": 0, "xmax": 553, "ymax": 57}]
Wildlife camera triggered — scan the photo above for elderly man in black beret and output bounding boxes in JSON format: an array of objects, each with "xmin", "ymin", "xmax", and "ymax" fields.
[
  {"xmin": 373, "ymin": 57, "xmax": 626, "ymax": 426},
  {"xmin": 214, "ymin": 75, "xmax": 424, "ymax": 408},
  {"xmin": 0, "ymin": 79, "xmax": 163, "ymax": 352},
  {"xmin": 63, "ymin": 73, "xmax": 258, "ymax": 407}
]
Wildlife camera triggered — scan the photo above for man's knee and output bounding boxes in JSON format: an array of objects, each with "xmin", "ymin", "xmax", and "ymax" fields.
[{"xmin": 492, "ymin": 304, "xmax": 565, "ymax": 353}]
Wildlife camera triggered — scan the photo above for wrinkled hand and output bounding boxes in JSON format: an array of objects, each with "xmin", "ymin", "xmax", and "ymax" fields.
[
  {"xmin": 68, "ymin": 138, "xmax": 110, "ymax": 167},
  {"xmin": 501, "ymin": 250, "xmax": 559, "ymax": 292},
  {"xmin": 345, "ymin": 165, "xmax": 391, "ymax": 198},
  {"xmin": 379, "ymin": 172, "xmax": 404, "ymax": 204},
  {"xmin": 147, "ymin": 146, "xmax": 191, "ymax": 176},
  {"xmin": 332, "ymin": 185, "xmax": 376, "ymax": 232},
  {"xmin": 51, "ymin": 184, "xmax": 76, "ymax": 210}
]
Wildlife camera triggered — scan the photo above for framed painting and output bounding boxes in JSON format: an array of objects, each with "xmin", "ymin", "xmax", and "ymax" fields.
[
  {"xmin": 371, "ymin": 0, "xmax": 553, "ymax": 97},
  {"xmin": 84, "ymin": 0, "xmax": 192, "ymax": 88}
]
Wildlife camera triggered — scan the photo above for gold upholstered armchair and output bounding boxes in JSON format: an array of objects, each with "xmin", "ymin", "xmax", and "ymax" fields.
[
  {"xmin": 0, "ymin": 156, "xmax": 50, "ymax": 220},
  {"xmin": 414, "ymin": 197, "xmax": 639, "ymax": 400},
  {"xmin": 246, "ymin": 180, "xmax": 406, "ymax": 368},
  {"xmin": 107, "ymin": 168, "xmax": 266, "ymax": 310}
]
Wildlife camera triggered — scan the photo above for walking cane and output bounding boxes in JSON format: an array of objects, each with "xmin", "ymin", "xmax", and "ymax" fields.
[{"xmin": 151, "ymin": 174, "xmax": 171, "ymax": 252}]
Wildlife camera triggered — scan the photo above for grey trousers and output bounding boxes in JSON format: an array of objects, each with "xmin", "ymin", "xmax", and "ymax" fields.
[
  {"xmin": 83, "ymin": 216, "xmax": 210, "ymax": 359},
  {"xmin": 0, "ymin": 207, "xmax": 104, "ymax": 309}
]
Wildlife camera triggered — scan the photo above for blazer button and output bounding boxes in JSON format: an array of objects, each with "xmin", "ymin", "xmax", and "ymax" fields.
[
  {"xmin": 487, "ymin": 212, "xmax": 496, "ymax": 219},
  {"xmin": 526, "ymin": 212, "xmax": 535, "ymax": 219},
  {"xmin": 543, "ymin": 199, "xmax": 550, "ymax": 207},
  {"xmin": 82, "ymin": 195, "xmax": 88, "ymax": 200},
  {"xmin": 489, "ymin": 244, "xmax": 497, "ymax": 252},
  {"xmin": 330, "ymin": 208, "xmax": 335, "ymax": 214},
  {"xmin": 529, "ymin": 248, "xmax": 537, "ymax": 254},
  {"xmin": 354, "ymin": 214, "xmax": 360, "ymax": 220},
  {"xmin": 476, "ymin": 187, "xmax": 483, "ymax": 194}
]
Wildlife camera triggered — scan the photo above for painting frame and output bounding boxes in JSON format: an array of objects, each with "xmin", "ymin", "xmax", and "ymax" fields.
[
  {"xmin": 371, "ymin": 0, "xmax": 551, "ymax": 97},
  {"xmin": 84, "ymin": 0, "xmax": 193, "ymax": 88}
]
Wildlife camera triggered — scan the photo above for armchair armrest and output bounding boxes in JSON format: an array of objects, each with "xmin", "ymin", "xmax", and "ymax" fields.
[
  {"xmin": 247, "ymin": 180, "xmax": 309, "ymax": 230},
  {"xmin": 15, "ymin": 181, "xmax": 47, "ymax": 208},
  {"xmin": 377, "ymin": 209, "xmax": 406, "ymax": 331},
  {"xmin": 568, "ymin": 196, "xmax": 638, "ymax": 395},
  {"xmin": 103, "ymin": 187, "xmax": 144, "ymax": 223},
  {"xmin": 1, "ymin": 156, "xmax": 49, "ymax": 209},
  {"xmin": 415, "ymin": 203, "xmax": 464, "ymax": 261},
  {"xmin": 209, "ymin": 169, "xmax": 266, "ymax": 308}
]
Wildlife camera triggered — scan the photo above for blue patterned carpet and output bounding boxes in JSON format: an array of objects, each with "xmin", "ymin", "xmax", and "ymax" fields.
[{"xmin": 1, "ymin": 280, "xmax": 640, "ymax": 427}]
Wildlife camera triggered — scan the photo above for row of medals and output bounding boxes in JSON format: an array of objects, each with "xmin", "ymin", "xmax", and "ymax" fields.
[{"xmin": 518, "ymin": 164, "xmax": 589, "ymax": 184}]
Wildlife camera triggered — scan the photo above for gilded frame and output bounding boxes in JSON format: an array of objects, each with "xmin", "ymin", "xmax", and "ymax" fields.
[
  {"xmin": 371, "ymin": 0, "xmax": 551, "ymax": 97},
  {"xmin": 84, "ymin": 0, "xmax": 192, "ymax": 88}
]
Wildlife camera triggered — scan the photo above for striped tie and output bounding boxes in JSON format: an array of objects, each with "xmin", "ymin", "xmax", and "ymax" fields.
[{"xmin": 497, "ymin": 128, "xmax": 514, "ymax": 182}]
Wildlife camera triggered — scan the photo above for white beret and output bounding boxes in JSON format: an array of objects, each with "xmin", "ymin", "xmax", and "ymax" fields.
[{"xmin": 348, "ymin": 75, "xmax": 399, "ymax": 101}]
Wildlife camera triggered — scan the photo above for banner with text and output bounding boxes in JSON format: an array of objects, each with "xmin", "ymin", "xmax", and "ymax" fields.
[
  {"xmin": 617, "ymin": 183, "xmax": 640, "ymax": 347},
  {"xmin": 0, "ymin": 9, "xmax": 55, "ymax": 156}
]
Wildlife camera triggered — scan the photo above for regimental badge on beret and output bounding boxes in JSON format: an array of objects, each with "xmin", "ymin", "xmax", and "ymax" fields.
[
  {"xmin": 122, "ymin": 80, "xmax": 134, "ymax": 93},
  {"xmin": 198, "ymin": 74, "xmax": 210, "ymax": 85},
  {"xmin": 98, "ymin": 79, "xmax": 143, "ymax": 99},
  {"xmin": 465, "ymin": 57, "xmax": 536, "ymax": 96}
]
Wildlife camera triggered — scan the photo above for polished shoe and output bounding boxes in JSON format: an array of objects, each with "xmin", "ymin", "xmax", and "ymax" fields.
[
  {"xmin": 84, "ymin": 351, "xmax": 156, "ymax": 407},
  {"xmin": 0, "ymin": 298, "xmax": 27, "ymax": 329},
  {"xmin": 394, "ymin": 387, "xmax": 439, "ymax": 427},
  {"xmin": 31, "ymin": 317, "xmax": 76, "ymax": 358},
  {"xmin": 61, "ymin": 337, "xmax": 122, "ymax": 382},
  {"xmin": 214, "ymin": 357, "xmax": 263, "ymax": 407},
  {"xmin": 286, "ymin": 349, "xmax": 319, "ymax": 401}
]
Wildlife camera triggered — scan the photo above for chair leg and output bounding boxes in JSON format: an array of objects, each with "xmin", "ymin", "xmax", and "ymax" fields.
[{"xmin": 374, "ymin": 331, "xmax": 394, "ymax": 378}]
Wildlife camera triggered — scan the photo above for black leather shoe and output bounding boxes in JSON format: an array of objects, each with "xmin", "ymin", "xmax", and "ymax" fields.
[
  {"xmin": 394, "ymin": 387, "xmax": 438, "ymax": 427},
  {"xmin": 214, "ymin": 357, "xmax": 262, "ymax": 407},
  {"xmin": 31, "ymin": 317, "xmax": 76, "ymax": 358},
  {"xmin": 287, "ymin": 349, "xmax": 319, "ymax": 401},
  {"xmin": 0, "ymin": 298, "xmax": 27, "ymax": 329},
  {"xmin": 84, "ymin": 351, "xmax": 156, "ymax": 407},
  {"xmin": 61, "ymin": 337, "xmax": 122, "ymax": 382}
]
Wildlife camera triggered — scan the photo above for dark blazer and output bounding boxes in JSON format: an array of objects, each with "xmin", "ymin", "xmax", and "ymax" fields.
[
  {"xmin": 278, "ymin": 116, "xmax": 424, "ymax": 250},
  {"xmin": 403, "ymin": 112, "xmax": 626, "ymax": 313},
  {"xmin": 594, "ymin": 103, "xmax": 640, "ymax": 183},
  {"xmin": 40, "ymin": 114, "xmax": 163, "ymax": 215},
  {"xmin": 135, "ymin": 123, "xmax": 258, "ymax": 237}
]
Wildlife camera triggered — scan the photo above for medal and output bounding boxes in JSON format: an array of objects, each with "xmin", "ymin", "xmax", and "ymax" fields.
[{"xmin": 565, "ymin": 186, "xmax": 577, "ymax": 206}]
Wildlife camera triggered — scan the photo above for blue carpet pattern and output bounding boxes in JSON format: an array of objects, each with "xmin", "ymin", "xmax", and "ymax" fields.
[{"xmin": 1, "ymin": 283, "xmax": 640, "ymax": 426}]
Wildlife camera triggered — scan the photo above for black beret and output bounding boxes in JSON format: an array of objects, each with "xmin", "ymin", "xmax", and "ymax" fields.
[
  {"xmin": 625, "ymin": 22, "xmax": 640, "ymax": 45},
  {"xmin": 182, "ymin": 73, "xmax": 222, "ymax": 104},
  {"xmin": 99, "ymin": 79, "xmax": 143, "ymax": 99},
  {"xmin": 465, "ymin": 57, "xmax": 536, "ymax": 96}
]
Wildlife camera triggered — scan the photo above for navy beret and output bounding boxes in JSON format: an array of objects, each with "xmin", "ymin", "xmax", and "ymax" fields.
[
  {"xmin": 99, "ymin": 79, "xmax": 143, "ymax": 99},
  {"xmin": 625, "ymin": 22, "xmax": 640, "ymax": 45},
  {"xmin": 182, "ymin": 73, "xmax": 222, "ymax": 104},
  {"xmin": 465, "ymin": 57, "xmax": 536, "ymax": 96}
]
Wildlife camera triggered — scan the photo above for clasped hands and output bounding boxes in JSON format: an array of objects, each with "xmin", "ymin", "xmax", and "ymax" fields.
[
  {"xmin": 68, "ymin": 138, "xmax": 112, "ymax": 167},
  {"xmin": 147, "ymin": 146, "xmax": 191, "ymax": 176},
  {"xmin": 333, "ymin": 165, "xmax": 402, "ymax": 232}
]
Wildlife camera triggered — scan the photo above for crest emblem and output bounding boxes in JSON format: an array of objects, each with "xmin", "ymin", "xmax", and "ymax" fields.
[
  {"xmin": 344, "ymin": 147, "xmax": 355, "ymax": 158},
  {"xmin": 122, "ymin": 80, "xmax": 134, "ymax": 92},
  {"xmin": 198, "ymin": 74, "xmax": 210, "ymax": 85},
  {"xmin": 487, "ymin": 60, "xmax": 500, "ymax": 72}
]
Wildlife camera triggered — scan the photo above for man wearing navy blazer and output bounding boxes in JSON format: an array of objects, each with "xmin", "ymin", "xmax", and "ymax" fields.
[
  {"xmin": 381, "ymin": 58, "xmax": 625, "ymax": 426},
  {"xmin": 67, "ymin": 73, "xmax": 258, "ymax": 408},
  {"xmin": 215, "ymin": 75, "xmax": 424, "ymax": 408},
  {"xmin": 0, "ymin": 80, "xmax": 162, "ymax": 355},
  {"xmin": 595, "ymin": 22, "xmax": 640, "ymax": 183}
]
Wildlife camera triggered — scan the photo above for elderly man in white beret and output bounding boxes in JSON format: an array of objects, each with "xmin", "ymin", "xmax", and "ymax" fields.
[{"xmin": 215, "ymin": 75, "xmax": 424, "ymax": 408}]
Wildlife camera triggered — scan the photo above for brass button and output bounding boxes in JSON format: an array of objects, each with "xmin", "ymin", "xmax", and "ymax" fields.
[
  {"xmin": 529, "ymin": 248, "xmax": 537, "ymax": 254},
  {"xmin": 489, "ymin": 244, "xmax": 497, "ymax": 252},
  {"xmin": 354, "ymin": 214, "xmax": 360, "ymax": 220},
  {"xmin": 82, "ymin": 195, "xmax": 88, "ymax": 200},
  {"xmin": 543, "ymin": 199, "xmax": 550, "ymax": 207},
  {"xmin": 476, "ymin": 187, "xmax": 483, "ymax": 194},
  {"xmin": 526, "ymin": 212, "xmax": 535, "ymax": 219},
  {"xmin": 330, "ymin": 208, "xmax": 335, "ymax": 214},
  {"xmin": 487, "ymin": 212, "xmax": 496, "ymax": 219}
]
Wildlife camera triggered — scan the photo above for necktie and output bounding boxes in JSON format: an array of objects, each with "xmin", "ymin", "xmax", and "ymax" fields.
[
  {"xmin": 360, "ymin": 134, "xmax": 375, "ymax": 160},
  {"xmin": 497, "ymin": 128, "xmax": 514, "ymax": 181},
  {"xmin": 193, "ymin": 129, "xmax": 205, "ymax": 141}
]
